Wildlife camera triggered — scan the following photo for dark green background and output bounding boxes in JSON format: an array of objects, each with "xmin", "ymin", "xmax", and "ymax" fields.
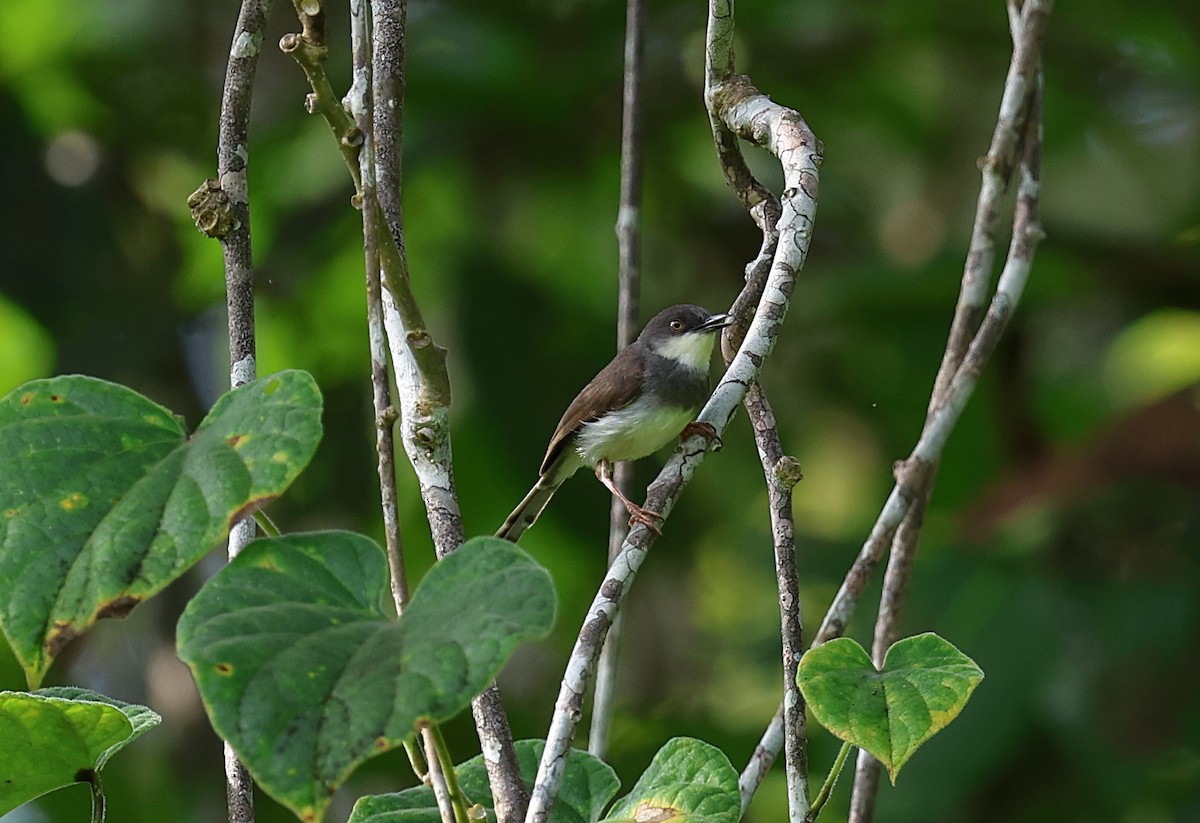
[{"xmin": 1, "ymin": 0, "xmax": 1198, "ymax": 820}]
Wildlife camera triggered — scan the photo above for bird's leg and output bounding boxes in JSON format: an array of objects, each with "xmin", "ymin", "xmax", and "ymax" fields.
[
  {"xmin": 680, "ymin": 420, "xmax": 722, "ymax": 450},
  {"xmin": 595, "ymin": 459, "xmax": 663, "ymax": 535}
]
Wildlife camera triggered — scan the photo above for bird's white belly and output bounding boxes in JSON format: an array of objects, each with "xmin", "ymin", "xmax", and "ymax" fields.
[{"xmin": 574, "ymin": 396, "xmax": 695, "ymax": 466}]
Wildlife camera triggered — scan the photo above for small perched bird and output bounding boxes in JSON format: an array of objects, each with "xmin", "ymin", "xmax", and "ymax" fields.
[{"xmin": 497, "ymin": 304, "xmax": 730, "ymax": 542}]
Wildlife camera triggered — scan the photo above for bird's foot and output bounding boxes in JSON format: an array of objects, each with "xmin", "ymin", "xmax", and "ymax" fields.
[
  {"xmin": 680, "ymin": 420, "xmax": 722, "ymax": 451},
  {"xmin": 625, "ymin": 503, "xmax": 664, "ymax": 536}
]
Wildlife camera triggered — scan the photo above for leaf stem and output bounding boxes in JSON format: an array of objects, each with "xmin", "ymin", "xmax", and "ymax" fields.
[
  {"xmin": 87, "ymin": 771, "xmax": 106, "ymax": 823},
  {"xmin": 403, "ymin": 737, "xmax": 429, "ymax": 780},
  {"xmin": 252, "ymin": 510, "xmax": 281, "ymax": 538},
  {"xmin": 427, "ymin": 722, "xmax": 473, "ymax": 823},
  {"xmin": 809, "ymin": 741, "xmax": 852, "ymax": 820}
]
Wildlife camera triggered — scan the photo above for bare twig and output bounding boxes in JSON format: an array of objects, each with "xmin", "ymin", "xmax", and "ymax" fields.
[
  {"xmin": 702, "ymin": 1, "xmax": 817, "ymax": 818},
  {"xmin": 589, "ymin": 0, "xmax": 646, "ymax": 762},
  {"xmin": 194, "ymin": 2, "xmax": 277, "ymax": 820},
  {"xmin": 747, "ymin": 2, "xmax": 1052, "ymax": 814},
  {"xmin": 739, "ymin": 703, "xmax": 784, "ymax": 809},
  {"xmin": 352, "ymin": 1, "xmax": 526, "ymax": 818},
  {"xmin": 349, "ymin": 2, "xmax": 454, "ymax": 813},
  {"xmin": 420, "ymin": 722, "xmax": 459, "ymax": 823},
  {"xmin": 347, "ymin": 0, "xmax": 408, "ymax": 661},
  {"xmin": 350, "ymin": 0, "xmax": 408, "ymax": 619},
  {"xmin": 747, "ymin": 384, "xmax": 808, "ymax": 821},
  {"xmin": 845, "ymin": 481, "xmax": 928, "ymax": 822},
  {"xmin": 281, "ymin": 0, "xmax": 363, "ymax": 192},
  {"xmin": 816, "ymin": 0, "xmax": 1049, "ymax": 667}
]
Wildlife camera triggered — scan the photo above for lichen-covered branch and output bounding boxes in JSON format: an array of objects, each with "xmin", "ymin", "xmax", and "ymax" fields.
[{"xmin": 700, "ymin": 1, "xmax": 820, "ymax": 819}]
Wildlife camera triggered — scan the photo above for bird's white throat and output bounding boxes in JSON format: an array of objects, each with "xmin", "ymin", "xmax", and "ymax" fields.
[{"xmin": 652, "ymin": 332, "xmax": 716, "ymax": 372}]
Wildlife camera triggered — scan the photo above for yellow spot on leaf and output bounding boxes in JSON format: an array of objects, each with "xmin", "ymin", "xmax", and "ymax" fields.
[
  {"xmin": 272, "ymin": 451, "xmax": 289, "ymax": 463},
  {"xmin": 632, "ymin": 801, "xmax": 679, "ymax": 822},
  {"xmin": 59, "ymin": 492, "xmax": 88, "ymax": 511}
]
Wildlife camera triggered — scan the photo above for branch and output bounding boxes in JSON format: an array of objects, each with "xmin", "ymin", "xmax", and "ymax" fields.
[
  {"xmin": 589, "ymin": 0, "xmax": 646, "ymax": 762},
  {"xmin": 350, "ymin": 0, "xmax": 408, "ymax": 618},
  {"xmin": 702, "ymin": 1, "xmax": 818, "ymax": 819},
  {"xmin": 704, "ymin": 0, "xmax": 775, "ymax": 210},
  {"xmin": 739, "ymin": 703, "xmax": 784, "ymax": 811},
  {"xmin": 744, "ymin": 1, "xmax": 1052, "ymax": 812},
  {"xmin": 524, "ymin": 25, "xmax": 821, "ymax": 820},
  {"xmin": 192, "ymin": 1, "xmax": 277, "ymax": 820},
  {"xmin": 816, "ymin": 0, "xmax": 1051, "ymax": 657},
  {"xmin": 356, "ymin": 1, "xmax": 527, "ymax": 819},
  {"xmin": 746, "ymin": 383, "xmax": 808, "ymax": 821},
  {"xmin": 349, "ymin": 5, "xmax": 458, "ymax": 816},
  {"xmin": 280, "ymin": 0, "xmax": 363, "ymax": 192}
]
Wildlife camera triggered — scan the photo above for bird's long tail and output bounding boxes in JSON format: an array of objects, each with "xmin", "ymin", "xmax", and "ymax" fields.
[{"xmin": 496, "ymin": 476, "xmax": 563, "ymax": 542}]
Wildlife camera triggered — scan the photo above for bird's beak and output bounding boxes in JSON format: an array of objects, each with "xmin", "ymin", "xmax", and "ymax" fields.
[{"xmin": 695, "ymin": 312, "xmax": 732, "ymax": 333}]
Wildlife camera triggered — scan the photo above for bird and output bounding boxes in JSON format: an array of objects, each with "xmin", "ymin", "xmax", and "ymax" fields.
[{"xmin": 497, "ymin": 304, "xmax": 731, "ymax": 542}]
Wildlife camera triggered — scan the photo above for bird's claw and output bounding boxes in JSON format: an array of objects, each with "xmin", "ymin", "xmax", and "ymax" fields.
[
  {"xmin": 680, "ymin": 420, "xmax": 722, "ymax": 451},
  {"xmin": 626, "ymin": 504, "xmax": 664, "ymax": 536}
]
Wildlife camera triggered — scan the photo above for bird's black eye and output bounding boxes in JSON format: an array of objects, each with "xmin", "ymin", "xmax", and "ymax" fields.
[{"xmin": 669, "ymin": 319, "xmax": 685, "ymax": 332}]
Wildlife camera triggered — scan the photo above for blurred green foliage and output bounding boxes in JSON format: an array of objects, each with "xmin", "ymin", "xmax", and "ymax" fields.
[{"xmin": 1, "ymin": 0, "xmax": 1198, "ymax": 821}]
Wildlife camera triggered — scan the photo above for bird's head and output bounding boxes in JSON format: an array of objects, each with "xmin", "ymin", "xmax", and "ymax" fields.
[{"xmin": 639, "ymin": 304, "xmax": 731, "ymax": 371}]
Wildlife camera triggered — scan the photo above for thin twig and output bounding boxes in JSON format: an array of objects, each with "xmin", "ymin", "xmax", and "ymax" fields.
[
  {"xmin": 816, "ymin": 0, "xmax": 1049, "ymax": 675},
  {"xmin": 281, "ymin": 0, "xmax": 363, "ymax": 192},
  {"xmin": 350, "ymin": 0, "xmax": 455, "ymax": 803},
  {"xmin": 372, "ymin": 0, "xmax": 527, "ymax": 813},
  {"xmin": 750, "ymin": 2, "xmax": 1052, "ymax": 813},
  {"xmin": 420, "ymin": 722, "xmax": 459, "ymax": 823},
  {"xmin": 747, "ymin": 383, "xmax": 809, "ymax": 821},
  {"xmin": 589, "ymin": 0, "xmax": 645, "ymax": 762},
  {"xmin": 820, "ymin": 0, "xmax": 1056, "ymax": 652},
  {"xmin": 717, "ymin": 199, "xmax": 812, "ymax": 820},
  {"xmin": 199, "ymin": 2, "xmax": 276, "ymax": 821},
  {"xmin": 351, "ymin": 1, "xmax": 525, "ymax": 817},
  {"xmin": 351, "ymin": 0, "xmax": 408, "ymax": 619}
]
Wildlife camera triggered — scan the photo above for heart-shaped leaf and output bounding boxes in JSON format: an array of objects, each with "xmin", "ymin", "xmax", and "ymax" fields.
[
  {"xmin": 0, "ymin": 370, "xmax": 322, "ymax": 687},
  {"xmin": 797, "ymin": 632, "xmax": 984, "ymax": 782},
  {"xmin": 349, "ymin": 739, "xmax": 619, "ymax": 823},
  {"xmin": 601, "ymin": 737, "xmax": 739, "ymax": 823},
  {"xmin": 0, "ymin": 687, "xmax": 161, "ymax": 816},
  {"xmin": 177, "ymin": 532, "xmax": 556, "ymax": 823}
]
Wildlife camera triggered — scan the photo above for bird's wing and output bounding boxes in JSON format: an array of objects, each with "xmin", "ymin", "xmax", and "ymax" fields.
[{"xmin": 540, "ymin": 344, "xmax": 644, "ymax": 476}]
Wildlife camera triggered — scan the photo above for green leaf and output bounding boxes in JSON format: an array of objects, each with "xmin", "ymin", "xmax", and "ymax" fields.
[
  {"xmin": 177, "ymin": 533, "xmax": 557, "ymax": 823},
  {"xmin": 797, "ymin": 632, "xmax": 984, "ymax": 783},
  {"xmin": 601, "ymin": 737, "xmax": 740, "ymax": 823},
  {"xmin": 0, "ymin": 370, "xmax": 322, "ymax": 687},
  {"xmin": 349, "ymin": 739, "xmax": 619, "ymax": 823},
  {"xmin": 0, "ymin": 688, "xmax": 161, "ymax": 816}
]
